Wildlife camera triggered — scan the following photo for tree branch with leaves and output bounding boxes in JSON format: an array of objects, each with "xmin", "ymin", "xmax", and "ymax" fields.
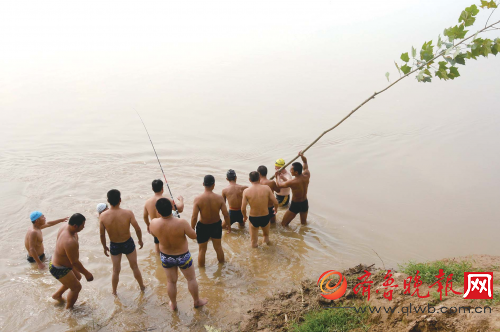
[{"xmin": 271, "ymin": 1, "xmax": 499, "ymax": 179}]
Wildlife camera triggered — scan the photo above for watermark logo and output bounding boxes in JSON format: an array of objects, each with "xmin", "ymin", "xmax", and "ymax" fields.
[
  {"xmin": 317, "ymin": 270, "xmax": 347, "ymax": 300},
  {"xmin": 463, "ymin": 272, "xmax": 493, "ymax": 299}
]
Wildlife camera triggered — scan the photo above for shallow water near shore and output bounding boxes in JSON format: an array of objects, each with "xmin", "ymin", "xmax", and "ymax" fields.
[{"xmin": 1, "ymin": 1, "xmax": 500, "ymax": 330}]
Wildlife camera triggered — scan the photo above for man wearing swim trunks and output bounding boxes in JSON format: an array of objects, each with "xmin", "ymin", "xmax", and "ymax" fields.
[
  {"xmin": 100, "ymin": 189, "xmax": 145, "ymax": 295},
  {"xmin": 144, "ymin": 179, "xmax": 184, "ymax": 254},
  {"xmin": 221, "ymin": 169, "xmax": 248, "ymax": 229},
  {"xmin": 275, "ymin": 151, "xmax": 311, "ymax": 226},
  {"xmin": 274, "ymin": 158, "xmax": 292, "ymax": 207},
  {"xmin": 24, "ymin": 211, "xmax": 68, "ymax": 269},
  {"xmin": 241, "ymin": 171, "xmax": 279, "ymax": 248},
  {"xmin": 191, "ymin": 175, "xmax": 230, "ymax": 267},
  {"xmin": 150, "ymin": 198, "xmax": 208, "ymax": 310},
  {"xmin": 50, "ymin": 213, "xmax": 93, "ymax": 309},
  {"xmin": 257, "ymin": 165, "xmax": 280, "ymax": 223}
]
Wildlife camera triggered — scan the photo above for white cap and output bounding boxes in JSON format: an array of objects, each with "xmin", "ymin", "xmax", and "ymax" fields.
[{"xmin": 96, "ymin": 203, "xmax": 107, "ymax": 214}]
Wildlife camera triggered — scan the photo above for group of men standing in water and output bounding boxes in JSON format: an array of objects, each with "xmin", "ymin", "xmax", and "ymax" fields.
[{"xmin": 24, "ymin": 151, "xmax": 311, "ymax": 310}]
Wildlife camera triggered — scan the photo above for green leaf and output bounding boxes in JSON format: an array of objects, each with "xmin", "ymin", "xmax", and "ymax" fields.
[
  {"xmin": 480, "ymin": 0, "xmax": 497, "ymax": 9},
  {"xmin": 437, "ymin": 35, "xmax": 443, "ymax": 48},
  {"xmin": 448, "ymin": 66, "xmax": 460, "ymax": 80},
  {"xmin": 420, "ymin": 41, "xmax": 434, "ymax": 62},
  {"xmin": 385, "ymin": 72, "xmax": 390, "ymax": 82},
  {"xmin": 455, "ymin": 53, "xmax": 467, "ymax": 65},
  {"xmin": 452, "ymin": 48, "xmax": 462, "ymax": 59},
  {"xmin": 436, "ymin": 69, "xmax": 449, "ymax": 80},
  {"xmin": 424, "ymin": 69, "xmax": 432, "ymax": 76},
  {"xmin": 491, "ymin": 45, "xmax": 498, "ymax": 55},
  {"xmin": 401, "ymin": 64, "xmax": 412, "ymax": 75},
  {"xmin": 394, "ymin": 61, "xmax": 402, "ymax": 76},
  {"xmin": 423, "ymin": 76, "xmax": 432, "ymax": 83},
  {"xmin": 412, "ymin": 46, "xmax": 417, "ymax": 58},
  {"xmin": 444, "ymin": 25, "xmax": 468, "ymax": 40},
  {"xmin": 459, "ymin": 5, "xmax": 480, "ymax": 27},
  {"xmin": 416, "ymin": 71, "xmax": 424, "ymax": 82},
  {"xmin": 401, "ymin": 52, "xmax": 410, "ymax": 62}
]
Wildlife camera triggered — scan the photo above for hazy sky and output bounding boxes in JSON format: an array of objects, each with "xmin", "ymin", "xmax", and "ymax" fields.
[{"xmin": 0, "ymin": 0, "xmax": 498, "ymax": 130}]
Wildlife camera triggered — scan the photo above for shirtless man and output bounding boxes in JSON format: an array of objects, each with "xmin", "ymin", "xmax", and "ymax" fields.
[
  {"xmin": 274, "ymin": 158, "xmax": 292, "ymax": 207},
  {"xmin": 191, "ymin": 175, "xmax": 230, "ymax": 267},
  {"xmin": 99, "ymin": 189, "xmax": 145, "ymax": 295},
  {"xmin": 143, "ymin": 179, "xmax": 184, "ymax": 253},
  {"xmin": 275, "ymin": 151, "xmax": 311, "ymax": 226},
  {"xmin": 257, "ymin": 165, "xmax": 280, "ymax": 223},
  {"xmin": 25, "ymin": 211, "xmax": 68, "ymax": 269},
  {"xmin": 221, "ymin": 169, "xmax": 248, "ymax": 229},
  {"xmin": 241, "ymin": 171, "xmax": 279, "ymax": 248},
  {"xmin": 150, "ymin": 198, "xmax": 208, "ymax": 310},
  {"xmin": 49, "ymin": 213, "xmax": 93, "ymax": 309}
]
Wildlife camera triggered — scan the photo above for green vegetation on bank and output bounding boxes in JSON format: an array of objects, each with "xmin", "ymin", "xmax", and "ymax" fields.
[
  {"xmin": 398, "ymin": 260, "xmax": 474, "ymax": 284},
  {"xmin": 290, "ymin": 307, "xmax": 370, "ymax": 332}
]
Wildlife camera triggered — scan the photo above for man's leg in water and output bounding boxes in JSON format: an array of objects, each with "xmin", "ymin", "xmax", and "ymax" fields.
[
  {"xmin": 281, "ymin": 210, "xmax": 297, "ymax": 227},
  {"xmin": 299, "ymin": 211, "xmax": 308, "ymax": 225},
  {"xmin": 179, "ymin": 264, "xmax": 208, "ymax": 308},
  {"xmin": 270, "ymin": 215, "xmax": 276, "ymax": 223},
  {"xmin": 56, "ymin": 271, "xmax": 82, "ymax": 309},
  {"xmin": 52, "ymin": 269, "xmax": 82, "ymax": 301},
  {"xmin": 249, "ymin": 223, "xmax": 259, "ymax": 248},
  {"xmin": 212, "ymin": 239, "xmax": 225, "ymax": 263},
  {"xmin": 163, "ymin": 266, "xmax": 179, "ymax": 310},
  {"xmin": 126, "ymin": 249, "xmax": 145, "ymax": 291},
  {"xmin": 198, "ymin": 242, "xmax": 208, "ymax": 267},
  {"xmin": 262, "ymin": 222, "xmax": 271, "ymax": 245},
  {"xmin": 111, "ymin": 253, "xmax": 122, "ymax": 295}
]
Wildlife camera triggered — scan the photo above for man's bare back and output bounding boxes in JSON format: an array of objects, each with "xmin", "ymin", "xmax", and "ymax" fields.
[
  {"xmin": 150, "ymin": 215, "xmax": 193, "ymax": 255},
  {"xmin": 243, "ymin": 184, "xmax": 275, "ymax": 217},
  {"xmin": 222, "ymin": 183, "xmax": 247, "ymax": 210},
  {"xmin": 100, "ymin": 208, "xmax": 135, "ymax": 243},
  {"xmin": 193, "ymin": 192, "xmax": 226, "ymax": 224}
]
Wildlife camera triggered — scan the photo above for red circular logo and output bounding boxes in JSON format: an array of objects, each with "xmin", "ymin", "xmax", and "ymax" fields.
[{"xmin": 317, "ymin": 270, "xmax": 347, "ymax": 300}]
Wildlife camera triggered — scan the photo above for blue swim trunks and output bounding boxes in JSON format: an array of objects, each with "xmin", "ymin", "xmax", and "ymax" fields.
[{"xmin": 160, "ymin": 251, "xmax": 193, "ymax": 269}]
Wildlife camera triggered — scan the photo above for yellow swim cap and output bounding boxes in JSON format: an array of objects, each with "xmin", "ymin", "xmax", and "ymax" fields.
[{"xmin": 275, "ymin": 158, "xmax": 285, "ymax": 167}]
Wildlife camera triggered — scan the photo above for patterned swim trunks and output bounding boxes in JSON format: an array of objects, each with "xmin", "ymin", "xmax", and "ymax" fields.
[{"xmin": 160, "ymin": 251, "xmax": 193, "ymax": 269}]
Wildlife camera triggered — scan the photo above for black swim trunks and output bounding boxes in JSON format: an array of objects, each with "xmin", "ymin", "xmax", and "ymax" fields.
[
  {"xmin": 276, "ymin": 194, "xmax": 290, "ymax": 207},
  {"xmin": 289, "ymin": 199, "xmax": 309, "ymax": 214},
  {"xmin": 160, "ymin": 251, "xmax": 193, "ymax": 269},
  {"xmin": 229, "ymin": 209, "xmax": 244, "ymax": 225},
  {"xmin": 249, "ymin": 215, "xmax": 270, "ymax": 228},
  {"xmin": 195, "ymin": 220, "xmax": 222, "ymax": 244},
  {"xmin": 27, "ymin": 253, "xmax": 46, "ymax": 263},
  {"xmin": 110, "ymin": 237, "xmax": 136, "ymax": 256},
  {"xmin": 49, "ymin": 261, "xmax": 72, "ymax": 280}
]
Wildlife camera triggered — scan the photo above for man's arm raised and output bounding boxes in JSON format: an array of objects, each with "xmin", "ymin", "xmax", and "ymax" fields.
[
  {"xmin": 191, "ymin": 198, "xmax": 199, "ymax": 230},
  {"xmin": 174, "ymin": 196, "xmax": 184, "ymax": 213},
  {"xmin": 299, "ymin": 151, "xmax": 310, "ymax": 177},
  {"xmin": 130, "ymin": 211, "xmax": 143, "ymax": 249},
  {"xmin": 275, "ymin": 173, "xmax": 293, "ymax": 189},
  {"xmin": 99, "ymin": 219, "xmax": 109, "ymax": 257},
  {"xmin": 40, "ymin": 217, "xmax": 68, "ymax": 229},
  {"xmin": 66, "ymin": 240, "xmax": 93, "ymax": 281}
]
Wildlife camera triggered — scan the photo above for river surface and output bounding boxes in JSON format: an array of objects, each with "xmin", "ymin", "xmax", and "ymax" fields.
[{"xmin": 1, "ymin": 1, "xmax": 500, "ymax": 331}]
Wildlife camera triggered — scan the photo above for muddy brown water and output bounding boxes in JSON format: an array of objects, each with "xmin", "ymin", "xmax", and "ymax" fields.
[{"xmin": 1, "ymin": 2, "xmax": 500, "ymax": 330}]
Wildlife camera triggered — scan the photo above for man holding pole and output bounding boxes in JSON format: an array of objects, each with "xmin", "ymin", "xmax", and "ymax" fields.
[{"xmin": 275, "ymin": 151, "xmax": 311, "ymax": 226}]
